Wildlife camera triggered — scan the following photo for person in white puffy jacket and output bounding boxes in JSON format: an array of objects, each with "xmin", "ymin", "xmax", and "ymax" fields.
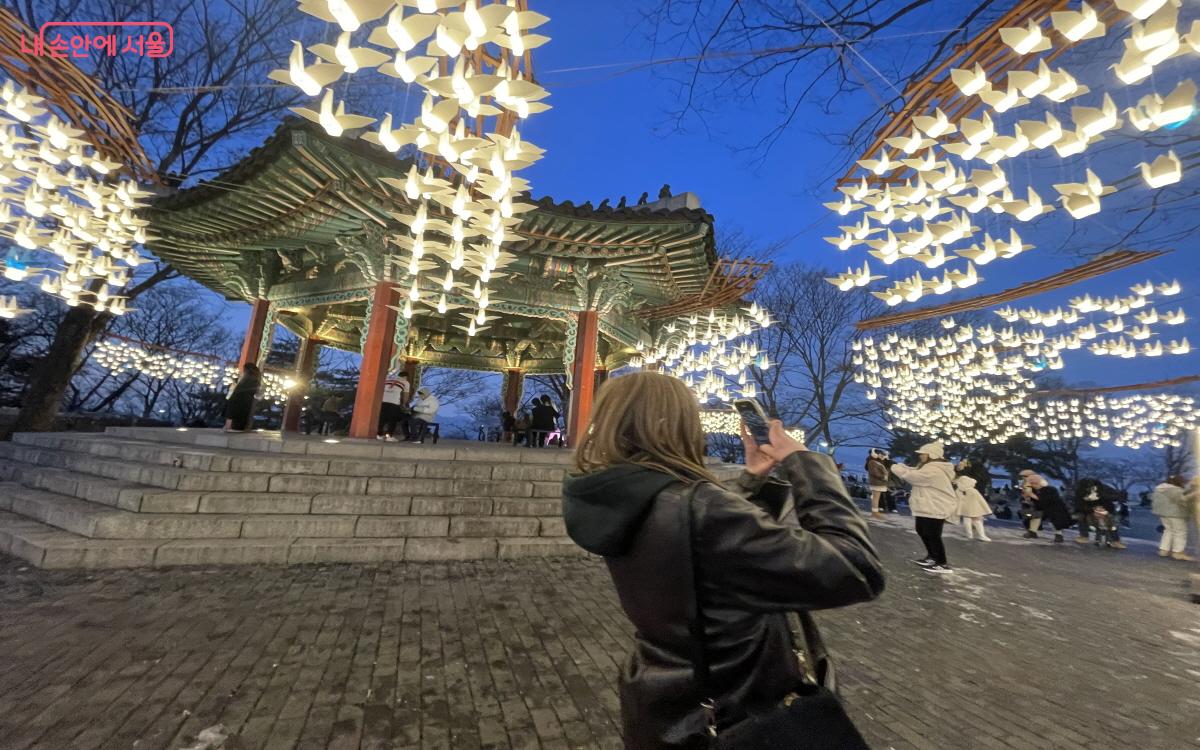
[
  {"xmin": 954, "ymin": 472, "xmax": 993, "ymax": 542},
  {"xmin": 891, "ymin": 441, "xmax": 959, "ymax": 573}
]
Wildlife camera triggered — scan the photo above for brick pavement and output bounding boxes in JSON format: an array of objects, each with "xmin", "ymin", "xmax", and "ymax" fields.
[{"xmin": 1, "ymin": 523, "xmax": 1198, "ymax": 750}]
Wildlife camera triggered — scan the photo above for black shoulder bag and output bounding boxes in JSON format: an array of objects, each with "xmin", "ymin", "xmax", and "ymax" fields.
[{"xmin": 683, "ymin": 485, "xmax": 871, "ymax": 750}]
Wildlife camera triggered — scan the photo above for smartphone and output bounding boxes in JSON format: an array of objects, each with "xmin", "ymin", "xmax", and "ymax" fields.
[{"xmin": 732, "ymin": 398, "xmax": 771, "ymax": 445}]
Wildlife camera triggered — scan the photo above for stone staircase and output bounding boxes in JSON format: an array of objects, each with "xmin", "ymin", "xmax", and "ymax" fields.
[{"xmin": 0, "ymin": 427, "xmax": 587, "ymax": 569}]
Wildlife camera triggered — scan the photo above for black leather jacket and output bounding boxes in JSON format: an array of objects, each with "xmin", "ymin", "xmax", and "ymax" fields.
[{"xmin": 562, "ymin": 452, "xmax": 884, "ymax": 749}]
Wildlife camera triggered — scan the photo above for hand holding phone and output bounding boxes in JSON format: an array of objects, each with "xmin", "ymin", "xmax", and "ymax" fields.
[{"xmin": 732, "ymin": 398, "xmax": 772, "ymax": 445}]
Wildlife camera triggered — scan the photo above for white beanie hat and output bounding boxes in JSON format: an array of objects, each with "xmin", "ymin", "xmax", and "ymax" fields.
[{"xmin": 917, "ymin": 441, "xmax": 945, "ymax": 460}]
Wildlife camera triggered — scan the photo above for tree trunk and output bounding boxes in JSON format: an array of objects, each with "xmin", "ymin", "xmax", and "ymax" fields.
[{"xmin": 8, "ymin": 305, "xmax": 110, "ymax": 436}]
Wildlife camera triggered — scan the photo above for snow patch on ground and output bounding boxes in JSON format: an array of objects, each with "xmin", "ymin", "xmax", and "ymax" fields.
[{"xmin": 177, "ymin": 724, "xmax": 227, "ymax": 750}]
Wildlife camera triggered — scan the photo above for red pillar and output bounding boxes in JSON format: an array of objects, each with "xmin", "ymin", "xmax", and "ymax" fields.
[
  {"xmin": 403, "ymin": 356, "xmax": 421, "ymax": 393},
  {"xmin": 503, "ymin": 368, "xmax": 524, "ymax": 414},
  {"xmin": 349, "ymin": 282, "xmax": 399, "ymax": 439},
  {"xmin": 282, "ymin": 338, "xmax": 319, "ymax": 433},
  {"xmin": 567, "ymin": 311, "xmax": 599, "ymax": 446},
  {"xmin": 237, "ymin": 298, "xmax": 271, "ymax": 370}
]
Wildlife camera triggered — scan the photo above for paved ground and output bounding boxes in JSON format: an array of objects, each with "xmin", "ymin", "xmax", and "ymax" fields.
[{"xmin": 1, "ymin": 521, "xmax": 1198, "ymax": 750}]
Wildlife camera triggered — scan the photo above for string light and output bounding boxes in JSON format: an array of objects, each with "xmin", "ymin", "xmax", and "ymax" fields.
[
  {"xmin": 822, "ymin": 8, "xmax": 1195, "ymax": 284},
  {"xmin": 270, "ymin": 0, "xmax": 550, "ymax": 337},
  {"xmin": 93, "ymin": 339, "xmax": 296, "ymax": 403},
  {"xmin": 698, "ymin": 409, "xmax": 806, "ymax": 441},
  {"xmin": 631, "ymin": 303, "xmax": 773, "ymax": 403},
  {"xmin": 0, "ymin": 79, "xmax": 151, "ymax": 313}
]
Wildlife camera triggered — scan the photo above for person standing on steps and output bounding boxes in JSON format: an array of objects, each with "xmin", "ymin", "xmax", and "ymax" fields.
[
  {"xmin": 561, "ymin": 372, "xmax": 883, "ymax": 749},
  {"xmin": 891, "ymin": 441, "xmax": 959, "ymax": 573},
  {"xmin": 865, "ymin": 448, "xmax": 890, "ymax": 520},
  {"xmin": 224, "ymin": 363, "xmax": 260, "ymax": 432},
  {"xmin": 530, "ymin": 395, "xmax": 559, "ymax": 447},
  {"xmin": 1152, "ymin": 475, "xmax": 1195, "ymax": 561},
  {"xmin": 954, "ymin": 469, "xmax": 992, "ymax": 542},
  {"xmin": 377, "ymin": 370, "xmax": 410, "ymax": 442},
  {"xmin": 1020, "ymin": 470, "xmax": 1072, "ymax": 543}
]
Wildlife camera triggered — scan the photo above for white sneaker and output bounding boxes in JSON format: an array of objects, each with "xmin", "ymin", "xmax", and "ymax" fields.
[
  {"xmin": 979, "ymin": 535, "xmax": 992, "ymax": 542},
  {"xmin": 384, "ymin": 436, "xmax": 398, "ymax": 442},
  {"xmin": 923, "ymin": 564, "xmax": 952, "ymax": 574},
  {"xmin": 375, "ymin": 436, "xmax": 385, "ymax": 441}
]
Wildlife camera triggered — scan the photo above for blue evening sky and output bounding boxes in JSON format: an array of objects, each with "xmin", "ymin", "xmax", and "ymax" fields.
[{"xmin": 215, "ymin": 1, "xmax": 1197, "ymax": 397}]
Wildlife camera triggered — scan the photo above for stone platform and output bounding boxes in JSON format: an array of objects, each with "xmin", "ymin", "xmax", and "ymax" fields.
[{"xmin": 0, "ymin": 427, "xmax": 591, "ymax": 569}]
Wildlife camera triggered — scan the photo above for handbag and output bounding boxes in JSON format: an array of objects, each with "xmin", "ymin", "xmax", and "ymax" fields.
[{"xmin": 682, "ymin": 485, "xmax": 871, "ymax": 750}]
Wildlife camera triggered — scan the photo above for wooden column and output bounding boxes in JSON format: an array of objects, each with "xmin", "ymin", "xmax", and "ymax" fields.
[
  {"xmin": 503, "ymin": 368, "xmax": 524, "ymax": 413},
  {"xmin": 567, "ymin": 310, "xmax": 599, "ymax": 446},
  {"xmin": 403, "ymin": 356, "xmax": 421, "ymax": 394},
  {"xmin": 349, "ymin": 282, "xmax": 398, "ymax": 439},
  {"xmin": 282, "ymin": 338, "xmax": 319, "ymax": 433},
  {"xmin": 236, "ymin": 298, "xmax": 271, "ymax": 370}
]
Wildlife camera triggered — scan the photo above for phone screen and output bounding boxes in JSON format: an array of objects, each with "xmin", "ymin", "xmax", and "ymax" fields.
[{"xmin": 733, "ymin": 400, "xmax": 771, "ymax": 445}]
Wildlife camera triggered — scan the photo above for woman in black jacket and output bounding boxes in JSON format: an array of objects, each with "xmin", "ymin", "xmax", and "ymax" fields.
[
  {"xmin": 1019, "ymin": 470, "xmax": 1072, "ymax": 543},
  {"xmin": 562, "ymin": 372, "xmax": 884, "ymax": 749},
  {"xmin": 224, "ymin": 363, "xmax": 260, "ymax": 432},
  {"xmin": 530, "ymin": 395, "xmax": 558, "ymax": 446}
]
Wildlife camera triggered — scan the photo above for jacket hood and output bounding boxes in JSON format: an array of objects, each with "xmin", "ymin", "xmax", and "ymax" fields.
[{"xmin": 562, "ymin": 465, "xmax": 680, "ymax": 556}]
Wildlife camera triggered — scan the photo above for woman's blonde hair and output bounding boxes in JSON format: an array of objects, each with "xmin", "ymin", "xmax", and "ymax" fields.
[{"xmin": 573, "ymin": 371, "xmax": 719, "ymax": 483}]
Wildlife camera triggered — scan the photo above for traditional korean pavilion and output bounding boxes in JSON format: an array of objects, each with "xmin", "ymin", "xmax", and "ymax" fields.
[{"xmin": 146, "ymin": 120, "xmax": 766, "ymax": 441}]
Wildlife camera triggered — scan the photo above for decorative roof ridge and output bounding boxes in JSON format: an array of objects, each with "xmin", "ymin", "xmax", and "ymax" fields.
[
  {"xmin": 527, "ymin": 193, "xmax": 714, "ymax": 225},
  {"xmin": 150, "ymin": 118, "xmax": 416, "ymax": 211}
]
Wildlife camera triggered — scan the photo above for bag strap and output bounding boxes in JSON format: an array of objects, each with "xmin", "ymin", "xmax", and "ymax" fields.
[{"xmin": 680, "ymin": 481, "xmax": 718, "ymax": 739}]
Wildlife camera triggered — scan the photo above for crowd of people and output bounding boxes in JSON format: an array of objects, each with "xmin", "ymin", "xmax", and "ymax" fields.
[
  {"xmin": 856, "ymin": 443, "xmax": 1199, "ymax": 572},
  {"xmin": 220, "ymin": 360, "xmax": 573, "ymax": 447},
  {"xmin": 221, "ymin": 363, "xmax": 442, "ymax": 442},
  {"xmin": 500, "ymin": 394, "xmax": 563, "ymax": 446}
]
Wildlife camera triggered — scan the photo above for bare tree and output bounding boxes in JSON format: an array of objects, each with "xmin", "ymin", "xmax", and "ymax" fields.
[
  {"xmin": 1078, "ymin": 455, "xmax": 1164, "ymax": 497},
  {"xmin": 418, "ymin": 368, "xmax": 498, "ymax": 411},
  {"xmin": 748, "ymin": 263, "xmax": 886, "ymax": 452},
  {"xmin": 66, "ymin": 282, "xmax": 233, "ymax": 419},
  {"xmin": 644, "ymin": 1, "xmax": 1005, "ymax": 162},
  {"xmin": 1162, "ymin": 440, "xmax": 1195, "ymax": 480},
  {"xmin": 10, "ymin": 0, "xmax": 308, "ymax": 434}
]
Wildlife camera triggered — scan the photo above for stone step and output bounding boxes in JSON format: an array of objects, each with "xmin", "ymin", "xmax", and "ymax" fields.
[
  {"xmin": 0, "ymin": 455, "xmax": 566, "ymax": 518},
  {"xmin": 0, "ymin": 448, "xmax": 564, "ymax": 504},
  {"xmin": 0, "ymin": 459, "xmax": 158, "ymax": 511},
  {"xmin": 7, "ymin": 434, "xmax": 571, "ymax": 480},
  {"xmin": 99, "ymin": 426, "xmax": 576, "ymax": 465},
  {"xmin": 0, "ymin": 510, "xmax": 588, "ymax": 569},
  {"xmin": 0, "ymin": 481, "xmax": 566, "ymax": 541}
]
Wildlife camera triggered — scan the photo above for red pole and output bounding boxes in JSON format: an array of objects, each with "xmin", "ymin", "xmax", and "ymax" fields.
[
  {"xmin": 237, "ymin": 298, "xmax": 271, "ymax": 370},
  {"xmin": 503, "ymin": 368, "xmax": 524, "ymax": 413},
  {"xmin": 567, "ymin": 310, "xmax": 599, "ymax": 446},
  {"xmin": 403, "ymin": 356, "xmax": 421, "ymax": 393},
  {"xmin": 282, "ymin": 338, "xmax": 319, "ymax": 433},
  {"xmin": 349, "ymin": 282, "xmax": 399, "ymax": 439}
]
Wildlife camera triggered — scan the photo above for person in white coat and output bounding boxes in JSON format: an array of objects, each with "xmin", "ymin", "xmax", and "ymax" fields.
[
  {"xmin": 406, "ymin": 387, "xmax": 439, "ymax": 443},
  {"xmin": 1152, "ymin": 476, "xmax": 1195, "ymax": 561},
  {"xmin": 954, "ymin": 471, "xmax": 993, "ymax": 541},
  {"xmin": 891, "ymin": 441, "xmax": 959, "ymax": 573}
]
